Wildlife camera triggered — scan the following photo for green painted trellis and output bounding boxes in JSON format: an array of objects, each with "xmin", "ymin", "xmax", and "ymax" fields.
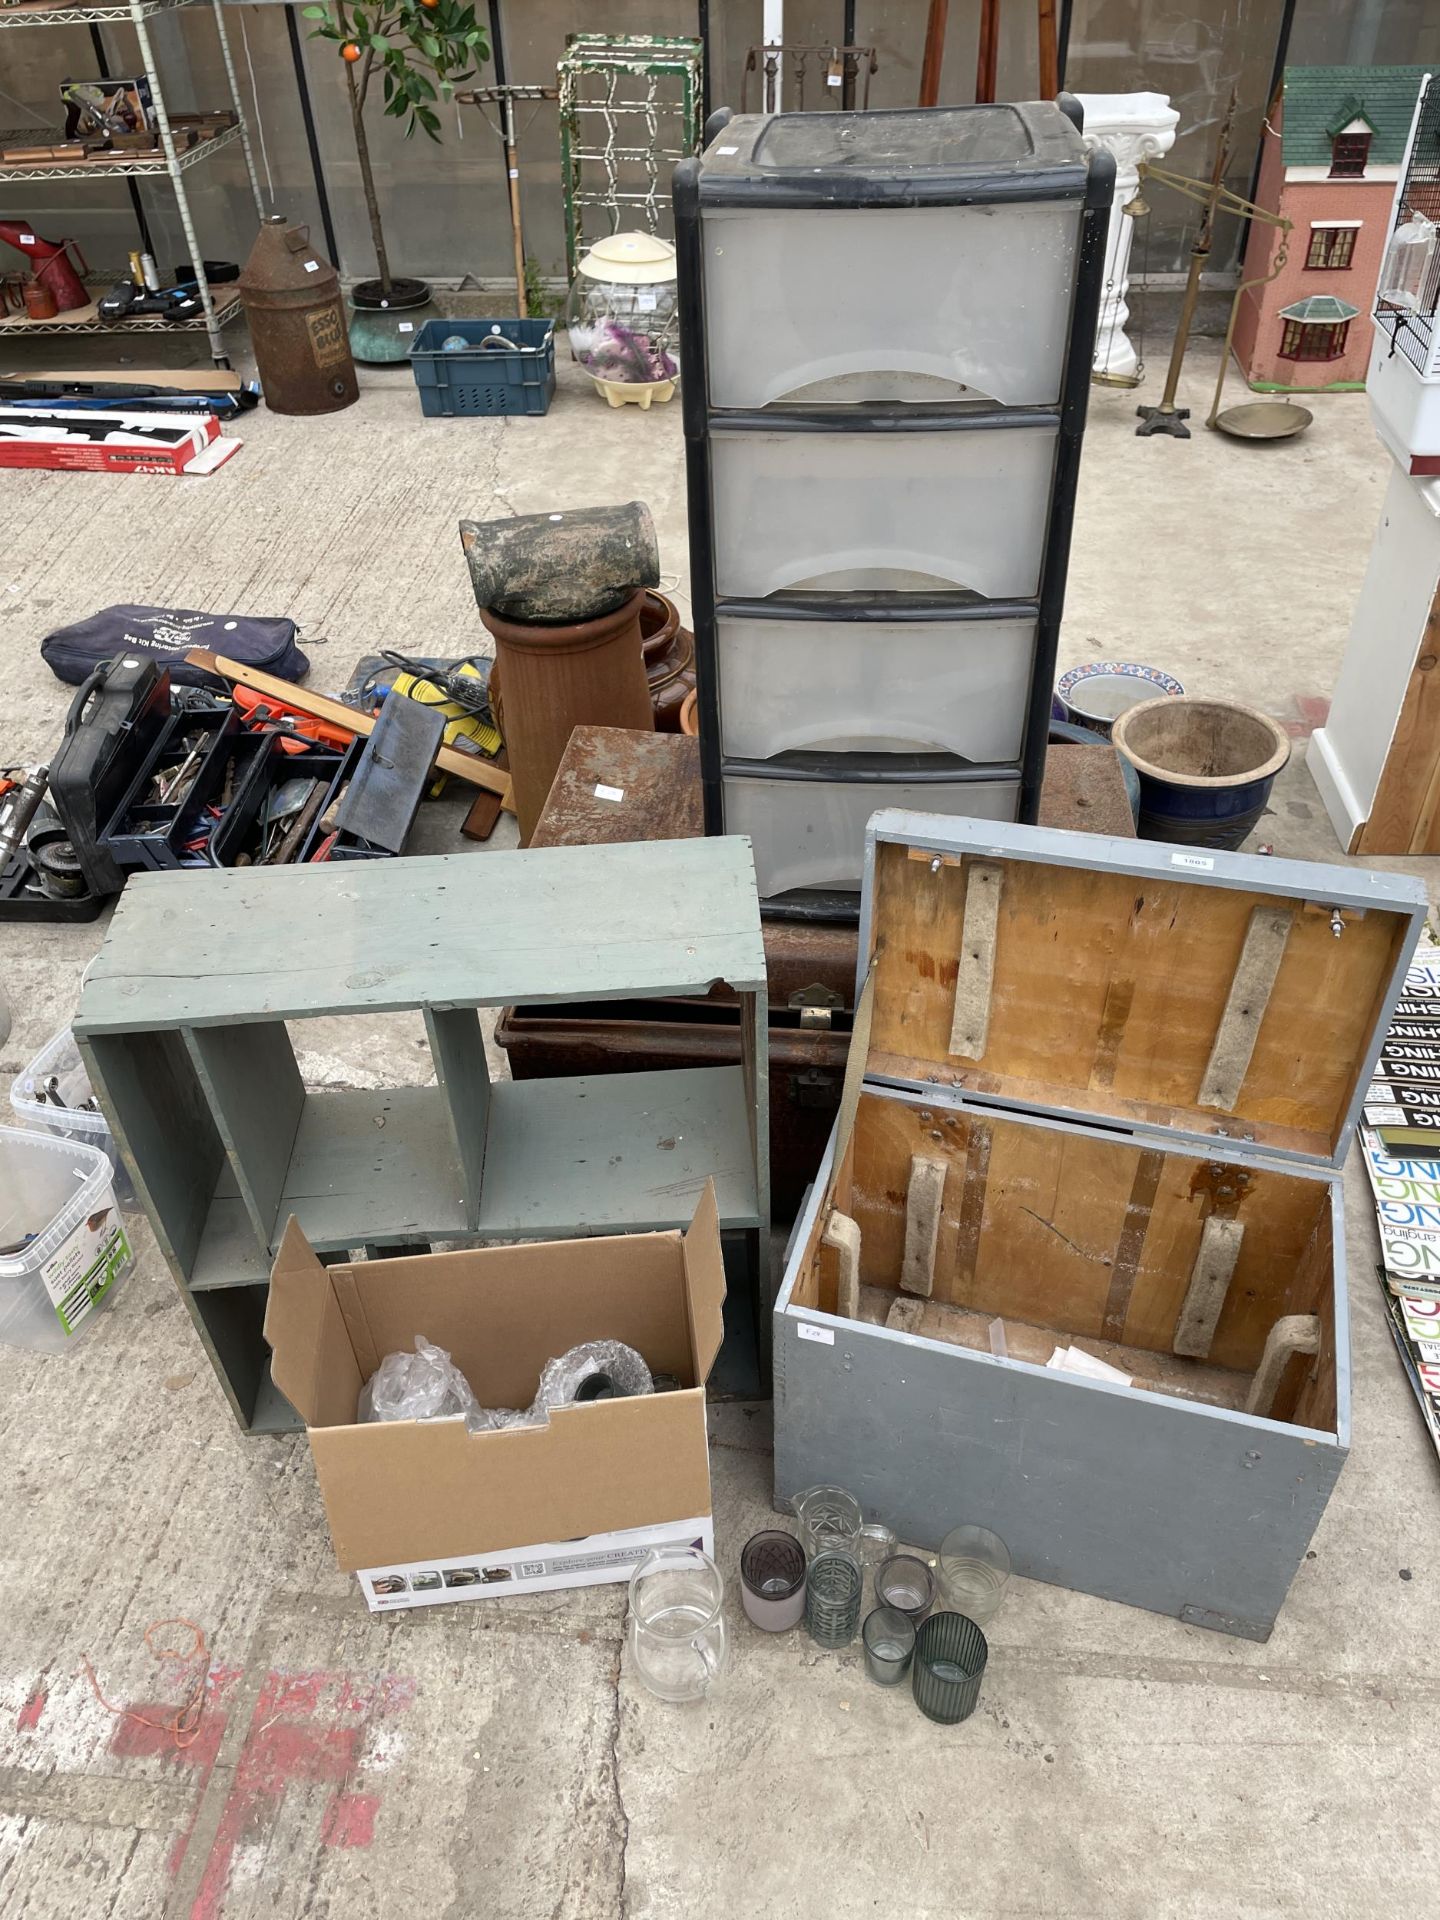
[{"xmin": 558, "ymin": 33, "xmax": 703, "ymax": 280}]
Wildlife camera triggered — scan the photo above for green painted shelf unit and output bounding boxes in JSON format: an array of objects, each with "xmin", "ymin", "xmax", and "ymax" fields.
[{"xmin": 74, "ymin": 838, "xmax": 769, "ymax": 1435}]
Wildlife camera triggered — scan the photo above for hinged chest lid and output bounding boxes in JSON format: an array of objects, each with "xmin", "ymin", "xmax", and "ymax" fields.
[
  {"xmin": 697, "ymin": 103, "xmax": 1092, "ymax": 208},
  {"xmin": 858, "ymin": 811, "xmax": 1427, "ymax": 1170}
]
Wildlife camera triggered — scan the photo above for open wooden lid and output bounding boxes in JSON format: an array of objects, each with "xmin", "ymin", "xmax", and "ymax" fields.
[{"xmin": 860, "ymin": 813, "xmax": 1426, "ymax": 1168}]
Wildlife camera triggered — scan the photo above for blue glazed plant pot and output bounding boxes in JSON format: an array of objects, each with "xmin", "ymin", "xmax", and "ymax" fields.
[{"xmin": 1112, "ymin": 696, "xmax": 1290, "ymax": 851}]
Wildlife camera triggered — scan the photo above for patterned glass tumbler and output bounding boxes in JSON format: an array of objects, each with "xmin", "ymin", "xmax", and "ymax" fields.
[
  {"xmin": 912, "ymin": 1611, "xmax": 988, "ymax": 1725},
  {"xmin": 740, "ymin": 1530, "xmax": 807, "ymax": 1632},
  {"xmin": 805, "ymin": 1550, "xmax": 863, "ymax": 1648},
  {"xmin": 791, "ymin": 1485, "xmax": 863, "ymax": 1561}
]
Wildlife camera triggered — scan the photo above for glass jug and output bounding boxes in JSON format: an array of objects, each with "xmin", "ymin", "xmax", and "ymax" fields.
[{"xmin": 627, "ymin": 1547, "xmax": 728, "ymax": 1703}]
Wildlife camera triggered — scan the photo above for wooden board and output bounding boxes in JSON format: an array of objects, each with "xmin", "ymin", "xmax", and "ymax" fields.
[
  {"xmin": 475, "ymin": 1065, "xmax": 760, "ymax": 1236},
  {"xmin": 530, "ymin": 726, "xmax": 702, "ymax": 847},
  {"xmin": 1357, "ymin": 582, "xmax": 1440, "ymax": 855},
  {"xmin": 853, "ymin": 1286, "xmax": 1253, "ymax": 1413},
  {"xmin": 75, "ymin": 837, "xmax": 768, "ymax": 1033},
  {"xmin": 1037, "ymin": 743, "xmax": 1136, "ymax": 838},
  {"xmin": 865, "ymin": 837, "xmax": 1412, "ymax": 1161}
]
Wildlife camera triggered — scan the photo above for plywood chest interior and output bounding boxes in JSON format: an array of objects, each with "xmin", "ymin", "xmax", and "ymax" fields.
[{"xmin": 792, "ymin": 1091, "xmax": 1339, "ymax": 1432}]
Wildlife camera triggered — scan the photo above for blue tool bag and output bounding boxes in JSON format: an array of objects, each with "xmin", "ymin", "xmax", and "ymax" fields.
[{"xmin": 41, "ymin": 604, "xmax": 310, "ymax": 689}]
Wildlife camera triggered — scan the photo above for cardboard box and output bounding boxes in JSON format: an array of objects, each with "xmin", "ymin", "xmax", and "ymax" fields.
[
  {"xmin": 265, "ymin": 1183, "xmax": 725, "ymax": 1611},
  {"xmin": 0, "ymin": 407, "xmax": 239, "ymax": 475}
]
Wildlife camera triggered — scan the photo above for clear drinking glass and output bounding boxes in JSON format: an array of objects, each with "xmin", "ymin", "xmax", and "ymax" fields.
[
  {"xmin": 874, "ymin": 1552, "xmax": 936, "ymax": 1623},
  {"xmin": 627, "ymin": 1547, "xmax": 728, "ymax": 1703},
  {"xmin": 858, "ymin": 1521, "xmax": 898, "ymax": 1569},
  {"xmin": 862, "ymin": 1605, "xmax": 917, "ymax": 1686},
  {"xmin": 938, "ymin": 1524, "xmax": 1011, "ymax": 1624},
  {"xmin": 790, "ymin": 1484, "xmax": 863, "ymax": 1560}
]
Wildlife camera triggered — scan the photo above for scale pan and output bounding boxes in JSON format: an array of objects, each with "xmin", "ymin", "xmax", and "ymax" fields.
[{"xmin": 1211, "ymin": 401, "xmax": 1313, "ymax": 440}]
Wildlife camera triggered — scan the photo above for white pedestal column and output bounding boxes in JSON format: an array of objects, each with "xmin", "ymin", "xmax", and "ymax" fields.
[{"xmin": 1074, "ymin": 92, "xmax": 1180, "ymax": 382}]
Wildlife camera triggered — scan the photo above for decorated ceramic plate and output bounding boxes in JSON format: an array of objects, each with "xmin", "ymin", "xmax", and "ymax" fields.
[{"xmin": 1056, "ymin": 662, "xmax": 1185, "ymax": 737}]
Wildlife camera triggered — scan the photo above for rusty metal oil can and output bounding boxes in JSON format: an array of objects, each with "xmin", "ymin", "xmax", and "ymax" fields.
[{"xmin": 237, "ymin": 216, "xmax": 358, "ymax": 415}]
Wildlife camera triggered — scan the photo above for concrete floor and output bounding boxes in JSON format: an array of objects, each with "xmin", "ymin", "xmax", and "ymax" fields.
[{"xmin": 0, "ymin": 334, "xmax": 1436, "ymax": 1920}]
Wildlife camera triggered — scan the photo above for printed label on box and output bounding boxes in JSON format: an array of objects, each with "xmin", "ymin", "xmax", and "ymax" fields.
[
  {"xmin": 1170, "ymin": 852, "xmax": 1215, "ymax": 871},
  {"xmin": 40, "ymin": 1196, "xmax": 130, "ymax": 1337},
  {"xmin": 797, "ymin": 1322, "xmax": 835, "ymax": 1346},
  {"xmin": 357, "ymin": 1514, "xmax": 713, "ymax": 1611}
]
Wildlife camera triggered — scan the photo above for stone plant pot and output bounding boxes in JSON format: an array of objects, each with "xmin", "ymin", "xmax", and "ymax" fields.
[{"xmin": 1112, "ymin": 696, "xmax": 1291, "ymax": 850}]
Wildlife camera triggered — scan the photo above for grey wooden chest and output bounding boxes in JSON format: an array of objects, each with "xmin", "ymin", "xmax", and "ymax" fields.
[{"xmin": 773, "ymin": 810, "xmax": 1425, "ymax": 1639}]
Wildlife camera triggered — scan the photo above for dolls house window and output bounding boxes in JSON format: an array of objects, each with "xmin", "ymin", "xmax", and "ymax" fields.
[
  {"xmin": 1329, "ymin": 130, "xmax": 1372, "ymax": 177},
  {"xmin": 1279, "ymin": 318, "xmax": 1352, "ymax": 361},
  {"xmin": 1306, "ymin": 226, "xmax": 1357, "ymax": 270}
]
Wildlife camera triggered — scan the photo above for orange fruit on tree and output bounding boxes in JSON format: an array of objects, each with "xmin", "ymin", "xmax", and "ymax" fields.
[{"xmin": 340, "ymin": 40, "xmax": 362, "ymax": 59}]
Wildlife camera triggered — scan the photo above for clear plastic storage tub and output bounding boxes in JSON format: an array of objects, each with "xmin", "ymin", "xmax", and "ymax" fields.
[
  {"xmin": 11, "ymin": 1027, "xmax": 132, "ymax": 1201},
  {"xmin": 722, "ymin": 762, "xmax": 1021, "ymax": 897},
  {"xmin": 715, "ymin": 611, "xmax": 1037, "ymax": 761},
  {"xmin": 709, "ymin": 422, "xmax": 1058, "ymax": 600},
  {"xmin": 0, "ymin": 1126, "xmax": 134, "ymax": 1353},
  {"xmin": 701, "ymin": 202, "xmax": 1078, "ymax": 409}
]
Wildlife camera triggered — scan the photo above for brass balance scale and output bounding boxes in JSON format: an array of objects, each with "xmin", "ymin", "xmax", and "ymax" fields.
[{"xmin": 1095, "ymin": 92, "xmax": 1311, "ymax": 443}]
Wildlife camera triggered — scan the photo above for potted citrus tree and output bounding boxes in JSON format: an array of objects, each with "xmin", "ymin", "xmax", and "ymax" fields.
[{"xmin": 303, "ymin": 0, "xmax": 489, "ymax": 360}]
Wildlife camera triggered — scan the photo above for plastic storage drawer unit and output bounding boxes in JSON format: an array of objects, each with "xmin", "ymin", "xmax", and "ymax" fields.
[
  {"xmin": 722, "ymin": 758, "xmax": 1021, "ymax": 897},
  {"xmin": 702, "ymin": 201, "xmax": 1078, "ymax": 408},
  {"xmin": 709, "ymin": 417, "xmax": 1059, "ymax": 600},
  {"xmin": 692, "ymin": 104, "xmax": 1091, "ymax": 412},
  {"xmin": 715, "ymin": 606, "xmax": 1038, "ymax": 761}
]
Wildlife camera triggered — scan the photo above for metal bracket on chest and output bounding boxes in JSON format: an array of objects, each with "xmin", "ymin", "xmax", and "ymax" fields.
[{"xmin": 790, "ymin": 983, "xmax": 844, "ymax": 1030}]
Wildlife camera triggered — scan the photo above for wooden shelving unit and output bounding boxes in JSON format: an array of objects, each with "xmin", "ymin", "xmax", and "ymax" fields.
[{"xmin": 75, "ymin": 839, "xmax": 770, "ymax": 1433}]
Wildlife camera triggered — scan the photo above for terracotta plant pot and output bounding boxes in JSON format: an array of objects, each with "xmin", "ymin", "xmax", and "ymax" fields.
[
  {"xmin": 679, "ymin": 689, "xmax": 699, "ymax": 737},
  {"xmin": 1112, "ymin": 696, "xmax": 1290, "ymax": 850},
  {"xmin": 639, "ymin": 589, "xmax": 696, "ymax": 732},
  {"xmin": 479, "ymin": 588, "xmax": 655, "ymax": 843},
  {"xmin": 493, "ymin": 586, "xmax": 696, "ymax": 740}
]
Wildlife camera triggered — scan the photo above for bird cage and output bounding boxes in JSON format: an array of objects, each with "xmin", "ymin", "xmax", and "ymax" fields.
[{"xmin": 1368, "ymin": 73, "xmax": 1440, "ymax": 468}]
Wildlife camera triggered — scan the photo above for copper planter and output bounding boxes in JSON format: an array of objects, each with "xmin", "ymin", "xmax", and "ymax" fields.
[{"xmin": 638, "ymin": 589, "xmax": 697, "ymax": 733}]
